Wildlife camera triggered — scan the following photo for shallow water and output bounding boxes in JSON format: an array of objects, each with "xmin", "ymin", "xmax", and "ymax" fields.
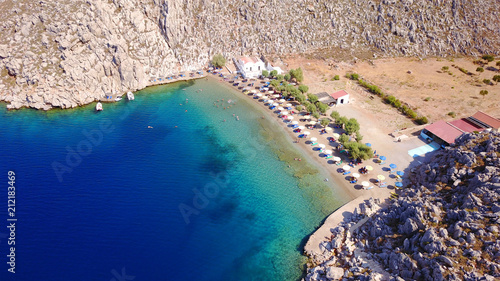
[{"xmin": 0, "ymin": 79, "xmax": 349, "ymax": 280}]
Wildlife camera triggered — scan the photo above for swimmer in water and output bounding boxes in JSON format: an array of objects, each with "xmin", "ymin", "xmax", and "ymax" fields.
[
  {"xmin": 223, "ymin": 119, "xmax": 226, "ymax": 122},
  {"xmin": 233, "ymin": 114, "xmax": 235, "ymax": 117}
]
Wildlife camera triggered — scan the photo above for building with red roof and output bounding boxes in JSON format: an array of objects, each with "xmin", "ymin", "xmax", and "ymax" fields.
[
  {"xmin": 421, "ymin": 120, "xmax": 464, "ymax": 145},
  {"xmin": 468, "ymin": 111, "xmax": 500, "ymax": 131},
  {"xmin": 234, "ymin": 56, "xmax": 266, "ymax": 79},
  {"xmin": 329, "ymin": 90, "xmax": 350, "ymax": 105}
]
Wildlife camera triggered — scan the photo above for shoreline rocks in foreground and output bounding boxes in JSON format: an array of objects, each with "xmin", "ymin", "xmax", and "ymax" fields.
[{"xmin": 305, "ymin": 131, "xmax": 500, "ymax": 281}]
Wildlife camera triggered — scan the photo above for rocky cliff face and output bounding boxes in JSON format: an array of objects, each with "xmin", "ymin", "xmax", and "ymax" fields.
[
  {"xmin": 1, "ymin": 0, "xmax": 499, "ymax": 110},
  {"xmin": 305, "ymin": 131, "xmax": 500, "ymax": 281}
]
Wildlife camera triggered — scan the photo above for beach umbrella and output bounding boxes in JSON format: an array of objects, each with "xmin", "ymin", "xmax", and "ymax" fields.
[
  {"xmin": 292, "ymin": 121, "xmax": 299, "ymax": 125},
  {"xmin": 325, "ymin": 127, "xmax": 333, "ymax": 131},
  {"xmin": 361, "ymin": 181, "xmax": 369, "ymax": 187},
  {"xmin": 256, "ymin": 93, "xmax": 262, "ymax": 97},
  {"xmin": 389, "ymin": 164, "xmax": 397, "ymax": 169},
  {"xmin": 303, "ymin": 115, "xmax": 311, "ymax": 120},
  {"xmin": 287, "ymin": 116, "xmax": 294, "ymax": 120},
  {"xmin": 251, "ymin": 89, "xmax": 257, "ymax": 93},
  {"xmin": 379, "ymin": 156, "xmax": 386, "ymax": 161},
  {"xmin": 268, "ymin": 91, "xmax": 274, "ymax": 94},
  {"xmin": 281, "ymin": 111, "xmax": 288, "ymax": 116},
  {"xmin": 333, "ymin": 156, "xmax": 341, "ymax": 162},
  {"xmin": 310, "ymin": 137, "xmax": 318, "ymax": 142},
  {"xmin": 309, "ymin": 121, "xmax": 317, "ymax": 125},
  {"xmin": 365, "ymin": 165, "xmax": 373, "ymax": 171},
  {"xmin": 298, "ymin": 126, "xmax": 305, "ymax": 130},
  {"xmin": 279, "ymin": 99, "xmax": 286, "ymax": 103},
  {"xmin": 342, "ymin": 165, "xmax": 351, "ymax": 171},
  {"xmin": 332, "ymin": 133, "xmax": 340, "ymax": 139},
  {"xmin": 303, "ymin": 131, "xmax": 311, "ymax": 135},
  {"xmin": 273, "ymin": 103, "xmax": 279, "ymax": 106},
  {"xmin": 396, "ymin": 171, "xmax": 404, "ymax": 176},
  {"xmin": 286, "ymin": 103, "xmax": 292, "ymax": 107},
  {"xmin": 352, "ymin": 173, "xmax": 360, "ymax": 178},
  {"xmin": 318, "ymin": 144, "xmax": 326, "ymax": 148},
  {"xmin": 365, "ymin": 143, "xmax": 372, "ymax": 147},
  {"xmin": 277, "ymin": 107, "xmax": 284, "ymax": 111},
  {"xmin": 324, "ymin": 150, "xmax": 333, "ymax": 155},
  {"xmin": 395, "ymin": 182, "xmax": 403, "ymax": 188},
  {"xmin": 273, "ymin": 94, "xmax": 280, "ymax": 98},
  {"xmin": 377, "ymin": 175, "xmax": 385, "ymax": 181}
]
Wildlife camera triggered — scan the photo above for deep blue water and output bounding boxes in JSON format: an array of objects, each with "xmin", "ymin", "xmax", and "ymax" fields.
[{"xmin": 0, "ymin": 79, "xmax": 347, "ymax": 280}]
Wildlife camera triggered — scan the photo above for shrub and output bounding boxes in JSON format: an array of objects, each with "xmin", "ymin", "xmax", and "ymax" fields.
[
  {"xmin": 416, "ymin": 116, "xmax": 429, "ymax": 125},
  {"xmin": 262, "ymin": 70, "xmax": 269, "ymax": 77},
  {"xmin": 336, "ymin": 116, "xmax": 348, "ymax": 126},
  {"xmin": 296, "ymin": 94, "xmax": 306, "ymax": 104},
  {"xmin": 483, "ymin": 79, "xmax": 491, "ymax": 85},
  {"xmin": 441, "ymin": 66, "xmax": 449, "ymax": 71},
  {"xmin": 312, "ymin": 112, "xmax": 320, "ymax": 120},
  {"xmin": 330, "ymin": 111, "xmax": 340, "ymax": 121},
  {"xmin": 296, "ymin": 105, "xmax": 303, "ymax": 111},
  {"xmin": 482, "ymin": 54, "xmax": 495, "ymax": 62},
  {"xmin": 289, "ymin": 68, "xmax": 304, "ymax": 83},
  {"xmin": 424, "ymin": 97, "xmax": 431, "ymax": 101},
  {"xmin": 306, "ymin": 103, "xmax": 317, "ymax": 114},
  {"xmin": 316, "ymin": 102, "xmax": 329, "ymax": 114},
  {"xmin": 497, "ymin": 61, "xmax": 500, "ymax": 66},
  {"xmin": 276, "ymin": 74, "xmax": 284, "ymax": 81},
  {"xmin": 406, "ymin": 109, "xmax": 417, "ymax": 119},
  {"xmin": 338, "ymin": 134, "xmax": 349, "ymax": 144},
  {"xmin": 320, "ymin": 118, "xmax": 330, "ymax": 127},
  {"xmin": 459, "ymin": 67, "xmax": 469, "ymax": 74},
  {"xmin": 347, "ymin": 73, "xmax": 359, "ymax": 80},
  {"xmin": 448, "ymin": 112, "xmax": 456, "ymax": 118},
  {"xmin": 493, "ymin": 75, "xmax": 500, "ymax": 82},
  {"xmin": 284, "ymin": 73, "xmax": 291, "ymax": 81},
  {"xmin": 270, "ymin": 70, "xmax": 278, "ymax": 77},
  {"xmin": 211, "ymin": 54, "xmax": 226, "ymax": 68},
  {"xmin": 479, "ymin": 90, "xmax": 488, "ymax": 99},
  {"xmin": 333, "ymin": 75, "xmax": 340, "ymax": 80},
  {"xmin": 307, "ymin": 93, "xmax": 319, "ymax": 104},
  {"xmin": 476, "ymin": 67, "xmax": 484, "ymax": 72}
]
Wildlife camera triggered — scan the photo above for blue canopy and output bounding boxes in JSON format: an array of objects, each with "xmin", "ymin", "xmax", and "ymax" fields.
[
  {"xmin": 396, "ymin": 171, "xmax": 404, "ymax": 176},
  {"xmin": 365, "ymin": 143, "xmax": 372, "ymax": 147},
  {"xmin": 389, "ymin": 164, "xmax": 397, "ymax": 169},
  {"xmin": 379, "ymin": 156, "xmax": 386, "ymax": 161},
  {"xmin": 395, "ymin": 182, "xmax": 403, "ymax": 187}
]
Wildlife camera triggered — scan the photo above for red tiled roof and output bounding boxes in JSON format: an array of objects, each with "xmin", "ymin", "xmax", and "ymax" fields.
[
  {"xmin": 240, "ymin": 57, "xmax": 259, "ymax": 65},
  {"xmin": 424, "ymin": 120, "xmax": 463, "ymax": 144},
  {"xmin": 330, "ymin": 90, "xmax": 349, "ymax": 99},
  {"xmin": 449, "ymin": 119, "xmax": 483, "ymax": 133},
  {"xmin": 471, "ymin": 111, "xmax": 500, "ymax": 129}
]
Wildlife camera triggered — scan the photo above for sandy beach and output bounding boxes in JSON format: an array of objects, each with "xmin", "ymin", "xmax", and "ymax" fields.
[{"xmin": 207, "ymin": 70, "xmax": 434, "ymax": 264}]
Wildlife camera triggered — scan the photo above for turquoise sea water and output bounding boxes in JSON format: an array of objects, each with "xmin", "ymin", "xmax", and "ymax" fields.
[{"xmin": 0, "ymin": 79, "xmax": 348, "ymax": 280}]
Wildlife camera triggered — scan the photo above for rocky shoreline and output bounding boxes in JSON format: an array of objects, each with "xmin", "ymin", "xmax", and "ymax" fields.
[
  {"xmin": 1, "ymin": 0, "xmax": 499, "ymax": 110},
  {"xmin": 304, "ymin": 131, "xmax": 500, "ymax": 281}
]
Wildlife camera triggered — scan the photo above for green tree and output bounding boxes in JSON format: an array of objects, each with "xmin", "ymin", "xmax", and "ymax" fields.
[
  {"xmin": 289, "ymin": 68, "xmax": 304, "ymax": 83},
  {"xmin": 345, "ymin": 118, "xmax": 360, "ymax": 135},
  {"xmin": 306, "ymin": 103, "xmax": 317, "ymax": 114},
  {"xmin": 493, "ymin": 75, "xmax": 500, "ymax": 83},
  {"xmin": 479, "ymin": 90, "xmax": 488, "ymax": 99},
  {"xmin": 307, "ymin": 93, "xmax": 319, "ymax": 104},
  {"xmin": 476, "ymin": 67, "xmax": 484, "ymax": 72},
  {"xmin": 330, "ymin": 111, "xmax": 340, "ymax": 122},
  {"xmin": 296, "ymin": 105, "xmax": 303, "ymax": 111},
  {"xmin": 270, "ymin": 70, "xmax": 278, "ymax": 77},
  {"xmin": 296, "ymin": 94, "xmax": 306, "ymax": 104},
  {"xmin": 270, "ymin": 80, "xmax": 280, "ymax": 88},
  {"xmin": 338, "ymin": 134, "xmax": 349, "ymax": 145},
  {"xmin": 355, "ymin": 132, "xmax": 363, "ymax": 142},
  {"xmin": 312, "ymin": 112, "xmax": 320, "ymax": 120},
  {"xmin": 284, "ymin": 73, "xmax": 291, "ymax": 81},
  {"xmin": 276, "ymin": 74, "xmax": 284, "ymax": 81},
  {"xmin": 483, "ymin": 79, "xmax": 491, "ymax": 85},
  {"xmin": 298, "ymin": 85, "xmax": 309, "ymax": 93},
  {"xmin": 496, "ymin": 61, "xmax": 500, "ymax": 66},
  {"xmin": 320, "ymin": 118, "xmax": 330, "ymax": 127},
  {"xmin": 316, "ymin": 102, "xmax": 329, "ymax": 114},
  {"xmin": 262, "ymin": 70, "xmax": 269, "ymax": 77},
  {"xmin": 482, "ymin": 55, "xmax": 495, "ymax": 62},
  {"xmin": 211, "ymin": 54, "xmax": 226, "ymax": 68},
  {"xmin": 285, "ymin": 84, "xmax": 296, "ymax": 94},
  {"xmin": 336, "ymin": 116, "xmax": 348, "ymax": 128}
]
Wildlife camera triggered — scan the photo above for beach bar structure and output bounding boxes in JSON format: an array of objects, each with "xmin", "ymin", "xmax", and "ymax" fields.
[
  {"xmin": 420, "ymin": 111, "xmax": 499, "ymax": 146},
  {"xmin": 314, "ymin": 92, "xmax": 336, "ymax": 106},
  {"xmin": 234, "ymin": 57, "xmax": 267, "ymax": 79},
  {"xmin": 330, "ymin": 90, "xmax": 350, "ymax": 105}
]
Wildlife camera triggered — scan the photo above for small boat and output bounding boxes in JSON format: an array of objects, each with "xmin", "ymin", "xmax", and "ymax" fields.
[
  {"xmin": 127, "ymin": 91, "xmax": 135, "ymax": 101},
  {"xmin": 115, "ymin": 96, "xmax": 122, "ymax": 102},
  {"xmin": 96, "ymin": 102, "xmax": 103, "ymax": 111}
]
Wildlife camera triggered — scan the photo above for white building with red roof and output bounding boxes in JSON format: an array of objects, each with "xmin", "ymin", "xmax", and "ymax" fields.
[
  {"xmin": 330, "ymin": 90, "xmax": 350, "ymax": 105},
  {"xmin": 234, "ymin": 56, "xmax": 266, "ymax": 78}
]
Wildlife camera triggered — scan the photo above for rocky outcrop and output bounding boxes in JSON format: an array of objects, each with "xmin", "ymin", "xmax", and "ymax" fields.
[
  {"xmin": 304, "ymin": 131, "xmax": 500, "ymax": 280},
  {"xmin": 1, "ymin": 0, "xmax": 499, "ymax": 110}
]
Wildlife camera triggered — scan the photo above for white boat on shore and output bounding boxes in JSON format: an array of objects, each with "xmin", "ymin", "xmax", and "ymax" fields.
[
  {"xmin": 127, "ymin": 91, "xmax": 134, "ymax": 101},
  {"xmin": 115, "ymin": 96, "xmax": 122, "ymax": 102},
  {"xmin": 96, "ymin": 102, "xmax": 103, "ymax": 111}
]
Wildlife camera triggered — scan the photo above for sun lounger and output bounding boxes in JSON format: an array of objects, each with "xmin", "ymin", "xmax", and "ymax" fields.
[
  {"xmin": 343, "ymin": 171, "xmax": 351, "ymax": 175},
  {"xmin": 379, "ymin": 182, "xmax": 387, "ymax": 188},
  {"xmin": 366, "ymin": 186, "xmax": 374, "ymax": 190},
  {"xmin": 325, "ymin": 155, "xmax": 333, "ymax": 159},
  {"xmin": 311, "ymin": 142, "xmax": 318, "ymax": 146}
]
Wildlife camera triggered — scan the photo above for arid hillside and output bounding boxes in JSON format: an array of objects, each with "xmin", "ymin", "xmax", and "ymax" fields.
[{"xmin": 0, "ymin": 0, "xmax": 499, "ymax": 110}]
